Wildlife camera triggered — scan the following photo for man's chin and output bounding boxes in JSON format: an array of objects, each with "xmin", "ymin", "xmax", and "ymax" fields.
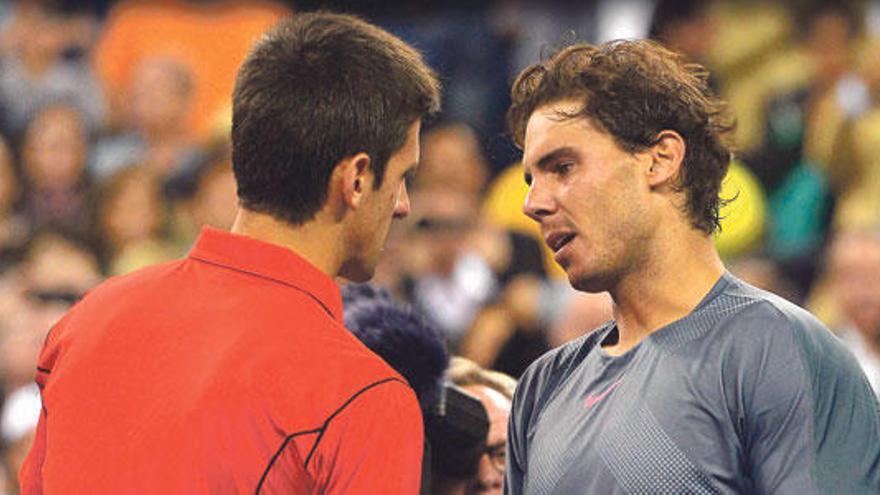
[
  {"xmin": 338, "ymin": 259, "xmax": 376, "ymax": 283},
  {"xmin": 568, "ymin": 270, "xmax": 613, "ymax": 294}
]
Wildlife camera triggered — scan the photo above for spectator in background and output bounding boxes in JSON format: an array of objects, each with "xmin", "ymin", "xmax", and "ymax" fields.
[
  {"xmin": 729, "ymin": 254, "xmax": 801, "ymax": 303},
  {"xmin": 460, "ymin": 272, "xmax": 551, "ymax": 378},
  {"xmin": 20, "ymin": 103, "xmax": 95, "ymax": 242},
  {"xmin": 825, "ymin": 230, "xmax": 880, "ymax": 394},
  {"xmin": 648, "ymin": 0, "xmax": 719, "ymax": 68},
  {"xmin": 442, "ymin": 357, "xmax": 516, "ymax": 495},
  {"xmin": 93, "ymin": 0, "xmax": 289, "ymax": 139},
  {"xmin": 95, "ymin": 167, "xmax": 174, "ymax": 275},
  {"xmin": 406, "ymin": 122, "xmax": 549, "ymax": 373},
  {"xmin": 547, "ymin": 290, "xmax": 613, "ymax": 348},
  {"xmin": 0, "ymin": 1, "xmax": 103, "ymax": 137},
  {"xmin": 0, "ymin": 229, "xmax": 101, "ymax": 495},
  {"xmin": 833, "ymin": 38, "xmax": 880, "ymax": 231},
  {"xmin": 2, "ymin": 376, "xmax": 40, "ymax": 495},
  {"xmin": 747, "ymin": 1, "xmax": 866, "ymax": 290},
  {"xmin": 0, "ymin": 136, "xmax": 30, "ymax": 272},
  {"xmin": 416, "ymin": 123, "xmax": 488, "ymax": 198},
  {"xmin": 89, "ymin": 57, "xmax": 205, "ymax": 184},
  {"xmin": 17, "ymin": 230, "xmax": 102, "ymax": 302},
  {"xmin": 403, "ymin": 187, "xmax": 497, "ymax": 348},
  {"xmin": 167, "ymin": 157, "xmax": 238, "ymax": 252},
  {"xmin": 385, "ymin": 123, "xmax": 493, "ymax": 306}
]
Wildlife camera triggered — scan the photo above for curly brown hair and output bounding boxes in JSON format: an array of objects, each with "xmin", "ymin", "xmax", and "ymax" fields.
[{"xmin": 507, "ymin": 40, "xmax": 735, "ymax": 234}]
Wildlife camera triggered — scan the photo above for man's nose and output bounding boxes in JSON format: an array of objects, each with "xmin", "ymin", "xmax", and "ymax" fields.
[
  {"xmin": 523, "ymin": 180, "xmax": 554, "ymax": 223},
  {"xmin": 475, "ymin": 455, "xmax": 503, "ymax": 491},
  {"xmin": 394, "ymin": 181, "xmax": 410, "ymax": 219}
]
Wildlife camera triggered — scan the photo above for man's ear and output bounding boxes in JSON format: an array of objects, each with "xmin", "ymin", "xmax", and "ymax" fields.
[
  {"xmin": 338, "ymin": 152, "xmax": 373, "ymax": 209},
  {"xmin": 646, "ymin": 130, "xmax": 686, "ymax": 189}
]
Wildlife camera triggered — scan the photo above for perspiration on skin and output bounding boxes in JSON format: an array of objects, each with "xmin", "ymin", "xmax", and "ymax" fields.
[{"xmin": 502, "ymin": 39, "xmax": 880, "ymax": 494}]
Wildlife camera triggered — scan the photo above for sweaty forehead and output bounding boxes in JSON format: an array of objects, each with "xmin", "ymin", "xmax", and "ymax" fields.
[{"xmin": 522, "ymin": 100, "xmax": 591, "ymax": 167}]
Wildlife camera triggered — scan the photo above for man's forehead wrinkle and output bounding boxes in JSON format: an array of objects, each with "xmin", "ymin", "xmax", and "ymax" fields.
[
  {"xmin": 523, "ymin": 106, "xmax": 579, "ymax": 172},
  {"xmin": 536, "ymin": 147, "xmax": 577, "ymax": 172}
]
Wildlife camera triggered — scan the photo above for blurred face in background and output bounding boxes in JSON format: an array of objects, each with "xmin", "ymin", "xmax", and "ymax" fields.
[
  {"xmin": 549, "ymin": 291, "xmax": 614, "ymax": 347},
  {"xmin": 417, "ymin": 124, "xmax": 488, "ymax": 198},
  {"xmin": 829, "ymin": 233, "xmax": 880, "ymax": 342},
  {"xmin": 17, "ymin": 6, "xmax": 68, "ymax": 68},
  {"xmin": 657, "ymin": 3, "xmax": 719, "ymax": 62},
  {"xmin": 806, "ymin": 10, "xmax": 854, "ymax": 88},
  {"xmin": 190, "ymin": 162, "xmax": 238, "ymax": 229},
  {"xmin": 410, "ymin": 188, "xmax": 478, "ymax": 276},
  {"xmin": 461, "ymin": 385, "xmax": 510, "ymax": 495},
  {"xmin": 0, "ymin": 139, "xmax": 17, "ymax": 214},
  {"xmin": 99, "ymin": 169, "xmax": 165, "ymax": 252},
  {"xmin": 23, "ymin": 104, "xmax": 88, "ymax": 190},
  {"xmin": 23, "ymin": 233, "xmax": 102, "ymax": 296},
  {"xmin": 0, "ymin": 233, "xmax": 100, "ymax": 390},
  {"xmin": 128, "ymin": 58, "xmax": 194, "ymax": 137}
]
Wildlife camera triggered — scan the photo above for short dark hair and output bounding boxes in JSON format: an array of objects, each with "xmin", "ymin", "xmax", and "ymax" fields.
[
  {"xmin": 507, "ymin": 40, "xmax": 735, "ymax": 233},
  {"xmin": 232, "ymin": 12, "xmax": 441, "ymax": 224}
]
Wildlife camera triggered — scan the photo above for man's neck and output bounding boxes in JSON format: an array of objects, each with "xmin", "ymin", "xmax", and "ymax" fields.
[
  {"xmin": 230, "ymin": 208, "xmax": 344, "ymax": 278},
  {"xmin": 603, "ymin": 229, "xmax": 725, "ymax": 356}
]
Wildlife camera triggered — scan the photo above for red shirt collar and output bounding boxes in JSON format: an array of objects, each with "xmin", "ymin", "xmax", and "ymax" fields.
[{"xmin": 188, "ymin": 226, "xmax": 343, "ymax": 322}]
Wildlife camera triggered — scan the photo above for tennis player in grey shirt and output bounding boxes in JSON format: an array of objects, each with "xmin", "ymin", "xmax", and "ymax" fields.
[{"xmin": 503, "ymin": 39, "xmax": 880, "ymax": 494}]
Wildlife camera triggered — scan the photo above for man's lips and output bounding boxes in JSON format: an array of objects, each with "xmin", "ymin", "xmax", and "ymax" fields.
[{"xmin": 545, "ymin": 231, "xmax": 576, "ymax": 253}]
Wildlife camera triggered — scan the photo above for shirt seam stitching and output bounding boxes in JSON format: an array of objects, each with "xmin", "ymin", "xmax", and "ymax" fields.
[
  {"xmin": 761, "ymin": 302, "xmax": 819, "ymax": 493},
  {"xmin": 189, "ymin": 255, "xmax": 336, "ymax": 319},
  {"xmin": 254, "ymin": 377, "xmax": 409, "ymax": 493}
]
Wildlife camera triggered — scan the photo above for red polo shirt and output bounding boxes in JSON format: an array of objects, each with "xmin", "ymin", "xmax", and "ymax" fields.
[{"xmin": 20, "ymin": 227, "xmax": 423, "ymax": 493}]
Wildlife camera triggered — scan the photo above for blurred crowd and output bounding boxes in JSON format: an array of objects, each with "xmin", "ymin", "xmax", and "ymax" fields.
[{"xmin": 1, "ymin": 0, "xmax": 880, "ymax": 492}]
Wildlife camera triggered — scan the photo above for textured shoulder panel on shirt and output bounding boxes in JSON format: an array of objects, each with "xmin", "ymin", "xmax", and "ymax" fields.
[
  {"xmin": 651, "ymin": 278, "xmax": 794, "ymax": 350},
  {"xmin": 747, "ymin": 292, "xmax": 880, "ymax": 492},
  {"xmin": 653, "ymin": 300, "xmax": 757, "ymax": 349}
]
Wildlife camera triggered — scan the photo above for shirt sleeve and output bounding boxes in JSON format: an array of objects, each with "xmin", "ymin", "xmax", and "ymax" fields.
[
  {"xmin": 18, "ymin": 405, "xmax": 47, "ymax": 495},
  {"xmin": 18, "ymin": 318, "xmax": 65, "ymax": 495},
  {"xmin": 742, "ymin": 305, "xmax": 880, "ymax": 494},
  {"xmin": 307, "ymin": 379, "xmax": 424, "ymax": 494},
  {"xmin": 741, "ymin": 343, "xmax": 814, "ymax": 493}
]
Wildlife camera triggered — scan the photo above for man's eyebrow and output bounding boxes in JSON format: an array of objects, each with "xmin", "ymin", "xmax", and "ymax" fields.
[
  {"xmin": 524, "ymin": 146, "xmax": 578, "ymax": 184},
  {"xmin": 403, "ymin": 162, "xmax": 418, "ymax": 185},
  {"xmin": 534, "ymin": 147, "xmax": 578, "ymax": 170}
]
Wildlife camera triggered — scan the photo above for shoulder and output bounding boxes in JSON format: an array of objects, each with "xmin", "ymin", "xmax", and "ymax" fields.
[
  {"xmin": 712, "ymin": 278, "xmax": 852, "ymax": 366},
  {"xmin": 82, "ymin": 258, "xmax": 183, "ymax": 297},
  {"xmin": 45, "ymin": 259, "xmax": 183, "ymax": 343},
  {"xmin": 251, "ymin": 317, "xmax": 413, "ymax": 425},
  {"xmin": 655, "ymin": 275, "xmax": 831, "ymax": 356},
  {"xmin": 702, "ymin": 278, "xmax": 872, "ymax": 403}
]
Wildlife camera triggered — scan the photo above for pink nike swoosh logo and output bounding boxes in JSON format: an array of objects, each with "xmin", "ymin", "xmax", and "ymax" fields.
[{"xmin": 584, "ymin": 379, "xmax": 623, "ymax": 410}]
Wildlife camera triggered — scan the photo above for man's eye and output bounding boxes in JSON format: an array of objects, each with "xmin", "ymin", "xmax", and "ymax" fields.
[
  {"xmin": 404, "ymin": 170, "xmax": 415, "ymax": 188},
  {"xmin": 555, "ymin": 162, "xmax": 573, "ymax": 175},
  {"xmin": 524, "ymin": 173, "xmax": 532, "ymax": 186}
]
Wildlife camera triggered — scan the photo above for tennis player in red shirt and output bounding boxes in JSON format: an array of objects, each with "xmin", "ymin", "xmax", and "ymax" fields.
[{"xmin": 20, "ymin": 13, "xmax": 440, "ymax": 494}]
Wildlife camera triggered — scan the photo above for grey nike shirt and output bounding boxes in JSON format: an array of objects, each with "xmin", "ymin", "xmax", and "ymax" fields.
[{"xmin": 505, "ymin": 273, "xmax": 880, "ymax": 494}]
